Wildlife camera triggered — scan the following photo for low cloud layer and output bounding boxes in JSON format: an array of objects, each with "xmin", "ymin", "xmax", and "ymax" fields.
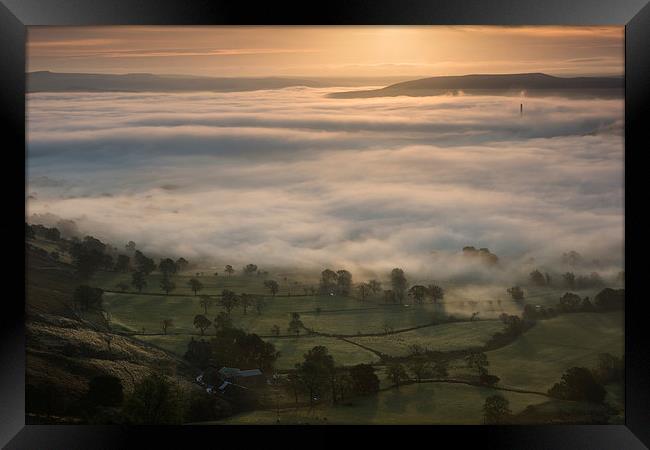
[{"xmin": 26, "ymin": 87, "xmax": 624, "ymax": 280}]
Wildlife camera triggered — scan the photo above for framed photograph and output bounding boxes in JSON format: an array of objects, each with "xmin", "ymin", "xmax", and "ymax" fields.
[{"xmin": 2, "ymin": 0, "xmax": 648, "ymax": 448}]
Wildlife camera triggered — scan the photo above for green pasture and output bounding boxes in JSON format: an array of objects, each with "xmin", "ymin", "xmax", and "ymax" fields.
[
  {"xmin": 487, "ymin": 312, "xmax": 624, "ymax": 393},
  {"xmin": 348, "ymin": 320, "xmax": 506, "ymax": 356},
  {"xmin": 218, "ymin": 382, "xmax": 548, "ymax": 425}
]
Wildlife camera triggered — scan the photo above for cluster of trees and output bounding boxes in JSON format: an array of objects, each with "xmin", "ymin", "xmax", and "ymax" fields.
[
  {"xmin": 465, "ymin": 352, "xmax": 500, "ymax": 386},
  {"xmin": 287, "ymin": 312, "xmax": 304, "ymax": 336},
  {"xmin": 483, "ymin": 395, "xmax": 512, "ymax": 424},
  {"xmin": 26, "ymin": 223, "xmax": 62, "ymax": 241},
  {"xmin": 189, "ymin": 290, "xmax": 266, "ymax": 336},
  {"xmin": 485, "ymin": 314, "xmax": 533, "ymax": 350},
  {"xmin": 288, "ymin": 346, "xmax": 380, "ymax": 406},
  {"xmin": 507, "ymin": 286, "xmax": 525, "ymax": 304},
  {"xmin": 561, "ymin": 271, "xmax": 605, "ymax": 290},
  {"xmin": 184, "ymin": 324, "xmax": 279, "ymax": 374},
  {"xmin": 319, "ymin": 269, "xmax": 353, "ymax": 296},
  {"xmin": 529, "ymin": 269, "xmax": 552, "ymax": 286},
  {"xmin": 546, "ymin": 354, "xmax": 622, "ymax": 405},
  {"xmin": 70, "ymin": 236, "xmax": 113, "ymax": 279},
  {"xmin": 407, "ymin": 284, "xmax": 444, "ymax": 305},
  {"xmin": 548, "ymin": 367, "xmax": 607, "ymax": 404},
  {"xmin": 355, "ymin": 279, "xmax": 382, "ymax": 302},
  {"xmin": 520, "ymin": 288, "xmax": 624, "ymax": 324},
  {"xmin": 462, "ymin": 246, "xmax": 499, "ymax": 265},
  {"xmin": 72, "ymin": 285, "xmax": 104, "ymax": 311},
  {"xmin": 29, "ymin": 370, "xmax": 238, "ymax": 425}
]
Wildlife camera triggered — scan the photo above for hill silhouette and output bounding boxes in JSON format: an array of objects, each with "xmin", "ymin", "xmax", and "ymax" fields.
[{"xmin": 328, "ymin": 73, "xmax": 623, "ymax": 98}]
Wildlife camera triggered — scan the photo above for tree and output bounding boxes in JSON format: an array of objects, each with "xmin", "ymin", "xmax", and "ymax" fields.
[
  {"xmin": 594, "ymin": 288, "xmax": 624, "ymax": 311},
  {"xmin": 224, "ymin": 265, "xmax": 234, "ymax": 276},
  {"xmin": 123, "ymin": 373, "xmax": 183, "ymax": 424},
  {"xmin": 592, "ymin": 353, "xmax": 624, "ymax": 385},
  {"xmin": 25, "ymin": 223, "xmax": 35, "ymax": 239},
  {"xmin": 408, "ymin": 357, "xmax": 430, "ymax": 383},
  {"xmin": 73, "ymin": 285, "xmax": 104, "ymax": 311},
  {"xmin": 562, "ymin": 250, "xmax": 582, "ymax": 268},
  {"xmin": 187, "ymin": 278, "xmax": 204, "ymax": 296},
  {"xmin": 408, "ymin": 285, "xmax": 428, "ymax": 304},
  {"xmin": 336, "ymin": 270, "xmax": 352, "ymax": 296},
  {"xmin": 175, "ymin": 257, "xmax": 189, "ymax": 272},
  {"xmin": 368, "ymin": 279, "xmax": 382, "ymax": 296},
  {"xmin": 115, "ymin": 281, "xmax": 129, "ymax": 292},
  {"xmin": 427, "ymin": 284, "xmax": 444, "ymax": 303},
  {"xmin": 562, "ymin": 272, "xmax": 576, "ymax": 289},
  {"xmin": 296, "ymin": 346, "xmax": 335, "ymax": 406},
  {"xmin": 559, "ymin": 292, "xmax": 582, "ymax": 312},
  {"xmin": 357, "ymin": 283, "xmax": 370, "ymax": 302},
  {"xmin": 159, "ymin": 258, "xmax": 178, "ymax": 278},
  {"xmin": 581, "ymin": 297, "xmax": 595, "ymax": 312},
  {"xmin": 85, "ymin": 375, "xmax": 124, "ymax": 407},
  {"xmin": 125, "ymin": 241, "xmax": 136, "ymax": 252},
  {"xmin": 134, "ymin": 250, "xmax": 156, "ymax": 275},
  {"xmin": 529, "ymin": 269, "xmax": 547, "ymax": 286},
  {"xmin": 240, "ymin": 293, "xmax": 254, "ymax": 315},
  {"xmin": 390, "ymin": 268, "xmax": 407, "ymax": 304},
  {"xmin": 243, "ymin": 264, "xmax": 258, "ymax": 276},
  {"xmin": 254, "ymin": 297, "xmax": 266, "ymax": 315},
  {"xmin": 193, "ymin": 314, "xmax": 212, "ymax": 336},
  {"xmin": 383, "ymin": 290, "xmax": 396, "ymax": 304},
  {"xmin": 219, "ymin": 290, "xmax": 239, "ymax": 315},
  {"xmin": 199, "ymin": 295, "xmax": 212, "ymax": 314},
  {"xmin": 288, "ymin": 312, "xmax": 304, "ymax": 336},
  {"xmin": 483, "ymin": 395, "xmax": 512, "ymax": 424},
  {"xmin": 286, "ymin": 372, "xmax": 304, "ymax": 405},
  {"xmin": 386, "ymin": 363, "xmax": 408, "ymax": 388},
  {"xmin": 548, "ymin": 367, "xmax": 606, "ymax": 403},
  {"xmin": 349, "ymin": 364, "xmax": 380, "ymax": 395},
  {"xmin": 70, "ymin": 236, "xmax": 110, "ymax": 279},
  {"xmin": 431, "ymin": 360, "xmax": 449, "ymax": 379},
  {"xmin": 319, "ymin": 269, "xmax": 338, "ymax": 294},
  {"xmin": 115, "ymin": 254, "xmax": 130, "ymax": 272},
  {"xmin": 160, "ymin": 275, "xmax": 176, "ymax": 295},
  {"xmin": 213, "ymin": 311, "xmax": 232, "ymax": 334},
  {"xmin": 264, "ymin": 280, "xmax": 279, "ymax": 297},
  {"xmin": 161, "ymin": 318, "xmax": 173, "ymax": 334},
  {"xmin": 131, "ymin": 271, "xmax": 147, "ymax": 293},
  {"xmin": 507, "ymin": 286, "xmax": 525, "ymax": 303},
  {"xmin": 465, "ymin": 352, "xmax": 489, "ymax": 377}
]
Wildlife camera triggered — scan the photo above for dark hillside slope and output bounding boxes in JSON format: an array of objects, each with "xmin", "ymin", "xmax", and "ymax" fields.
[{"xmin": 25, "ymin": 245, "xmax": 197, "ymax": 423}]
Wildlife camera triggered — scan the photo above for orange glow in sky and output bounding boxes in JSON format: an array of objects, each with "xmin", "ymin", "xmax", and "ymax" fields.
[{"xmin": 28, "ymin": 26, "xmax": 623, "ymax": 78}]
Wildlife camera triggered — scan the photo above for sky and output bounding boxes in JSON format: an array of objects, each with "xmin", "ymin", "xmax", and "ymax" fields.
[
  {"xmin": 27, "ymin": 26, "xmax": 624, "ymax": 78},
  {"xmin": 26, "ymin": 27, "xmax": 624, "ymax": 281}
]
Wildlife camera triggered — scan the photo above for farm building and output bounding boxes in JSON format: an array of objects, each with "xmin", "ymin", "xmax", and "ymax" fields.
[{"xmin": 218, "ymin": 367, "xmax": 265, "ymax": 388}]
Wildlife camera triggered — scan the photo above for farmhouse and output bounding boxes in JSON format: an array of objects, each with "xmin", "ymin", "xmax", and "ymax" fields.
[{"xmin": 218, "ymin": 367, "xmax": 265, "ymax": 388}]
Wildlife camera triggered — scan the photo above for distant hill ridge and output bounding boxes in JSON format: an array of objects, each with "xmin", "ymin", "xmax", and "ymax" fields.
[
  {"xmin": 328, "ymin": 73, "xmax": 623, "ymax": 99},
  {"xmin": 27, "ymin": 71, "xmax": 412, "ymax": 93}
]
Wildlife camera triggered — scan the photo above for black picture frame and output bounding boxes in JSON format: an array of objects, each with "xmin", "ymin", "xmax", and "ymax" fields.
[{"xmin": 2, "ymin": 0, "xmax": 648, "ymax": 448}]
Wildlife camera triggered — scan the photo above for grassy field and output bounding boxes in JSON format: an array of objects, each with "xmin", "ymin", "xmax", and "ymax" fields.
[
  {"xmin": 102, "ymin": 290, "xmax": 434, "ymax": 336},
  {"xmin": 267, "ymin": 337, "xmax": 380, "ymax": 370},
  {"xmin": 348, "ymin": 320, "xmax": 506, "ymax": 356},
  {"xmin": 93, "ymin": 270, "xmax": 307, "ymax": 297},
  {"xmin": 487, "ymin": 312, "xmax": 624, "ymax": 393},
  {"xmin": 135, "ymin": 334, "xmax": 380, "ymax": 370},
  {"xmin": 217, "ymin": 382, "xmax": 548, "ymax": 425}
]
